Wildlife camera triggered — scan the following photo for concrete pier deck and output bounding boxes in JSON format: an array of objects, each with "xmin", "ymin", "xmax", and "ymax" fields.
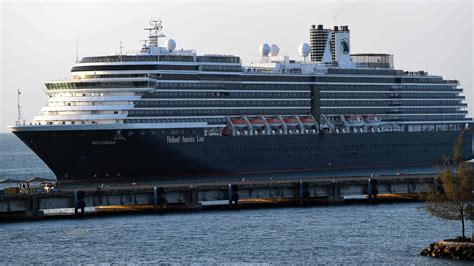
[{"xmin": 0, "ymin": 174, "xmax": 435, "ymax": 221}]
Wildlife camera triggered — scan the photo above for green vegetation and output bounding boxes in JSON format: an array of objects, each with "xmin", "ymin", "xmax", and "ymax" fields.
[{"xmin": 424, "ymin": 130, "xmax": 473, "ymax": 242}]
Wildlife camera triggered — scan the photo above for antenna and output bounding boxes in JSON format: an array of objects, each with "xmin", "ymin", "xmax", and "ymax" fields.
[
  {"xmin": 119, "ymin": 41, "xmax": 123, "ymax": 61},
  {"xmin": 16, "ymin": 89, "xmax": 24, "ymax": 125},
  {"xmin": 144, "ymin": 19, "xmax": 166, "ymax": 48},
  {"xmin": 75, "ymin": 41, "xmax": 79, "ymax": 63}
]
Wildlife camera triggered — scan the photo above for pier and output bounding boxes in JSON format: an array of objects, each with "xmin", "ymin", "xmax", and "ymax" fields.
[{"xmin": 0, "ymin": 174, "xmax": 435, "ymax": 221}]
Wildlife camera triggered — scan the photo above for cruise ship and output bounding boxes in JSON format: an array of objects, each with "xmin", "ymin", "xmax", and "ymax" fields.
[{"xmin": 9, "ymin": 21, "xmax": 473, "ymax": 183}]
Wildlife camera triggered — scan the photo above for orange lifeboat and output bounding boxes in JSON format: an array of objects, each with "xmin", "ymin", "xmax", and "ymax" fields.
[
  {"xmin": 283, "ymin": 117, "xmax": 299, "ymax": 127},
  {"xmin": 230, "ymin": 118, "xmax": 247, "ymax": 127},
  {"xmin": 249, "ymin": 118, "xmax": 266, "ymax": 127},
  {"xmin": 266, "ymin": 117, "xmax": 283, "ymax": 127},
  {"xmin": 300, "ymin": 116, "xmax": 316, "ymax": 126}
]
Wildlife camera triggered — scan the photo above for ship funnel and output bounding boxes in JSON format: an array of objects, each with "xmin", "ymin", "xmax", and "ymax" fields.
[
  {"xmin": 310, "ymin": 24, "xmax": 332, "ymax": 62},
  {"xmin": 309, "ymin": 24, "xmax": 352, "ymax": 67}
]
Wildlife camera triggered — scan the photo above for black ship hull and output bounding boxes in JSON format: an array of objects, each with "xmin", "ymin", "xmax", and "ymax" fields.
[{"xmin": 11, "ymin": 126, "xmax": 473, "ymax": 183}]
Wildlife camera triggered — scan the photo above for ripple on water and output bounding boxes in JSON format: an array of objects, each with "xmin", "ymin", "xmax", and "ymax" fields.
[{"xmin": 0, "ymin": 203, "xmax": 472, "ymax": 264}]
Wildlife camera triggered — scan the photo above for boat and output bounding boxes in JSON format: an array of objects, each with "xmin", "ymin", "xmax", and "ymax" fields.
[
  {"xmin": 266, "ymin": 117, "xmax": 284, "ymax": 127},
  {"xmin": 230, "ymin": 118, "xmax": 248, "ymax": 127},
  {"xmin": 300, "ymin": 116, "xmax": 317, "ymax": 126},
  {"xmin": 8, "ymin": 21, "xmax": 473, "ymax": 183},
  {"xmin": 283, "ymin": 117, "xmax": 300, "ymax": 127},
  {"xmin": 248, "ymin": 117, "xmax": 266, "ymax": 127}
]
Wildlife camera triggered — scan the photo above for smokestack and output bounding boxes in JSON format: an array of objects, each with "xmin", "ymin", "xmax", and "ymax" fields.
[
  {"xmin": 333, "ymin": 26, "xmax": 351, "ymax": 67},
  {"xmin": 310, "ymin": 24, "xmax": 332, "ymax": 62}
]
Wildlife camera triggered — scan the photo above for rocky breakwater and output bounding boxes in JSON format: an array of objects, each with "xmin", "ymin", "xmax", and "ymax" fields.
[{"xmin": 420, "ymin": 238, "xmax": 474, "ymax": 261}]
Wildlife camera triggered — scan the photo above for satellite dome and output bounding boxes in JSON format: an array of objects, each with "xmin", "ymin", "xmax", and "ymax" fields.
[
  {"xmin": 165, "ymin": 39, "xmax": 176, "ymax": 52},
  {"xmin": 298, "ymin": 43, "xmax": 310, "ymax": 57},
  {"xmin": 270, "ymin": 44, "xmax": 280, "ymax": 56},
  {"xmin": 259, "ymin": 43, "xmax": 271, "ymax": 56}
]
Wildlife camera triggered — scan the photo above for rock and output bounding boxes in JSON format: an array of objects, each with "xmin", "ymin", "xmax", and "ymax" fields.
[{"xmin": 420, "ymin": 240, "xmax": 474, "ymax": 261}]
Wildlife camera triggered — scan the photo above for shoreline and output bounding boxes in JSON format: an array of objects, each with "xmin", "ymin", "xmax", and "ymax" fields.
[{"xmin": 420, "ymin": 239, "xmax": 474, "ymax": 261}]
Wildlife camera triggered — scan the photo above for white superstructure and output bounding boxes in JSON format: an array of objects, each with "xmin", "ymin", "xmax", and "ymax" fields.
[{"xmin": 27, "ymin": 20, "xmax": 468, "ymax": 132}]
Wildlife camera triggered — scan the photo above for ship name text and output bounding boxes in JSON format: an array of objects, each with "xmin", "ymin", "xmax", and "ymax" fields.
[
  {"xmin": 167, "ymin": 135, "xmax": 205, "ymax": 144},
  {"xmin": 91, "ymin": 140, "xmax": 117, "ymax": 145}
]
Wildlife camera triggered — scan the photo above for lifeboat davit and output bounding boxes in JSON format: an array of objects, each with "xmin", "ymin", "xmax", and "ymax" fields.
[
  {"xmin": 346, "ymin": 115, "xmax": 362, "ymax": 124},
  {"xmin": 364, "ymin": 115, "xmax": 379, "ymax": 123},
  {"xmin": 283, "ymin": 117, "xmax": 299, "ymax": 127},
  {"xmin": 249, "ymin": 118, "xmax": 266, "ymax": 127}
]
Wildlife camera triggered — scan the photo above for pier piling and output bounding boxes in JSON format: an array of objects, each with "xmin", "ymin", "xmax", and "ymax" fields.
[
  {"xmin": 368, "ymin": 178, "xmax": 379, "ymax": 203},
  {"xmin": 228, "ymin": 184, "xmax": 239, "ymax": 208},
  {"xmin": 153, "ymin": 187, "xmax": 158, "ymax": 212},
  {"xmin": 74, "ymin": 191, "xmax": 86, "ymax": 216},
  {"xmin": 299, "ymin": 181, "xmax": 310, "ymax": 207}
]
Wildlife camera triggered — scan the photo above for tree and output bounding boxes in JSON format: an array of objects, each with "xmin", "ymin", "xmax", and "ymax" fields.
[
  {"xmin": 424, "ymin": 130, "xmax": 473, "ymax": 242},
  {"xmin": 467, "ymin": 168, "xmax": 474, "ymax": 242},
  {"xmin": 469, "ymin": 206, "xmax": 474, "ymax": 242}
]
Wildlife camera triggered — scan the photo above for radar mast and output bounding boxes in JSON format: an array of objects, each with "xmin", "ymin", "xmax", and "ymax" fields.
[
  {"xmin": 145, "ymin": 19, "xmax": 166, "ymax": 48},
  {"xmin": 16, "ymin": 89, "xmax": 24, "ymax": 125}
]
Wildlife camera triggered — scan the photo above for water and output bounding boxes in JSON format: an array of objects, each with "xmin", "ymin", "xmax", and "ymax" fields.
[
  {"xmin": 0, "ymin": 132, "xmax": 472, "ymax": 264},
  {"xmin": 0, "ymin": 205, "xmax": 472, "ymax": 264},
  {"xmin": 0, "ymin": 133, "xmax": 55, "ymax": 181}
]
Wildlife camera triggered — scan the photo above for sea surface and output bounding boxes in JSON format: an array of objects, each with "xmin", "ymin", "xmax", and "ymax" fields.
[
  {"xmin": 0, "ymin": 133, "xmax": 55, "ymax": 181},
  {"xmin": 0, "ymin": 132, "xmax": 472, "ymax": 264}
]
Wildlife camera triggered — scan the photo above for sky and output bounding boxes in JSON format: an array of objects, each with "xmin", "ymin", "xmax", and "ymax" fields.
[{"xmin": 0, "ymin": 0, "xmax": 473, "ymax": 133}]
